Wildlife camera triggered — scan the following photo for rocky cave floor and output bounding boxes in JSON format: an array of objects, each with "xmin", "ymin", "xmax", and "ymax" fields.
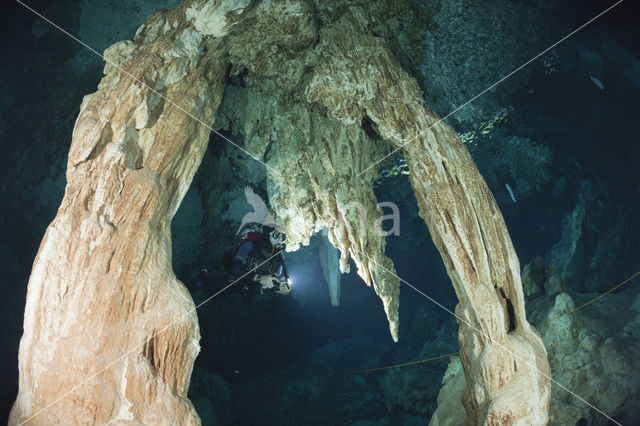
[{"xmin": 1, "ymin": 0, "xmax": 639, "ymax": 425}]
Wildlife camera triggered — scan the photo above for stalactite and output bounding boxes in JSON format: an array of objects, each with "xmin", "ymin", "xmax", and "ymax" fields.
[
  {"xmin": 212, "ymin": 0, "xmax": 403, "ymax": 340},
  {"xmin": 319, "ymin": 230, "xmax": 342, "ymax": 306}
]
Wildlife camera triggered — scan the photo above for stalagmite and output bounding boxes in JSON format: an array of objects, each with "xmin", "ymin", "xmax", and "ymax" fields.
[
  {"xmin": 305, "ymin": 8, "xmax": 551, "ymax": 424},
  {"xmin": 10, "ymin": 1, "xmax": 249, "ymax": 424}
]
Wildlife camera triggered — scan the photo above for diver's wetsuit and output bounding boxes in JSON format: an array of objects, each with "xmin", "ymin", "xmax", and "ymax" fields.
[{"xmin": 223, "ymin": 224, "xmax": 288, "ymax": 298}]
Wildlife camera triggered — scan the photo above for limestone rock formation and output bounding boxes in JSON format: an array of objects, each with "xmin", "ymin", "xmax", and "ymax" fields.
[
  {"xmin": 434, "ymin": 259, "xmax": 640, "ymax": 425},
  {"xmin": 550, "ymin": 201, "xmax": 587, "ymax": 288},
  {"xmin": 522, "ymin": 256, "xmax": 546, "ymax": 299},
  {"xmin": 212, "ymin": 0, "xmax": 402, "ymax": 340},
  {"xmin": 429, "ymin": 356, "xmax": 468, "ymax": 426},
  {"xmin": 13, "ymin": 0, "xmax": 551, "ymax": 423},
  {"xmin": 304, "ymin": 7, "xmax": 551, "ymax": 424},
  {"xmin": 525, "ymin": 262, "xmax": 640, "ymax": 425},
  {"xmin": 546, "ymin": 187, "xmax": 635, "ymax": 295},
  {"xmin": 10, "ymin": 1, "xmax": 244, "ymax": 424}
]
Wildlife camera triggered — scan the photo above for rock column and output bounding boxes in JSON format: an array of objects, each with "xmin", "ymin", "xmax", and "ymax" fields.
[
  {"xmin": 10, "ymin": 1, "xmax": 247, "ymax": 424},
  {"xmin": 307, "ymin": 9, "xmax": 550, "ymax": 424}
]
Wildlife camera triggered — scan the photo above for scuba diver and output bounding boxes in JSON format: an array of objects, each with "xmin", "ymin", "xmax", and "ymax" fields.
[{"xmin": 222, "ymin": 222, "xmax": 291, "ymax": 299}]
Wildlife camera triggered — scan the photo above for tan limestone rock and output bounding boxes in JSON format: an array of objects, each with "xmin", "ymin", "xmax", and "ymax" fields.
[
  {"xmin": 214, "ymin": 0, "xmax": 402, "ymax": 340},
  {"xmin": 306, "ymin": 7, "xmax": 550, "ymax": 424},
  {"xmin": 10, "ymin": 1, "xmax": 249, "ymax": 424}
]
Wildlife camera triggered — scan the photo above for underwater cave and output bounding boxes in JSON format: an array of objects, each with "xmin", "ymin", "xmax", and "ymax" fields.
[{"xmin": 1, "ymin": 0, "xmax": 639, "ymax": 425}]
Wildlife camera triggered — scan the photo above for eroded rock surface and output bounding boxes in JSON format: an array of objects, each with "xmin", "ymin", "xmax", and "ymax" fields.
[
  {"xmin": 212, "ymin": 0, "xmax": 403, "ymax": 340},
  {"xmin": 433, "ymin": 259, "xmax": 640, "ymax": 425},
  {"xmin": 10, "ymin": 1, "xmax": 242, "ymax": 424},
  {"xmin": 526, "ymin": 262, "xmax": 640, "ymax": 425},
  {"xmin": 303, "ymin": 7, "xmax": 551, "ymax": 424}
]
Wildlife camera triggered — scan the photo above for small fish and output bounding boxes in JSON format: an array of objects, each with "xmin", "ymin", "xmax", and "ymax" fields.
[
  {"xmin": 505, "ymin": 183, "xmax": 517, "ymax": 203},
  {"xmin": 590, "ymin": 76, "xmax": 605, "ymax": 90}
]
